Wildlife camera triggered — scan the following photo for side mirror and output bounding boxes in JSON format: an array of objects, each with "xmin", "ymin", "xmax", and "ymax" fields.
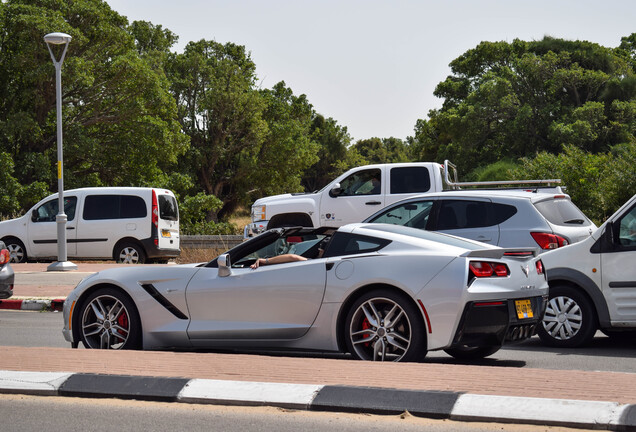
[
  {"xmin": 329, "ymin": 183, "xmax": 342, "ymax": 198},
  {"xmin": 31, "ymin": 210, "xmax": 39, "ymax": 222},
  {"xmin": 218, "ymin": 253, "xmax": 231, "ymax": 277}
]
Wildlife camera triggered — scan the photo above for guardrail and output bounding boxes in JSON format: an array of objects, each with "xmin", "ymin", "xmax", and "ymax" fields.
[{"xmin": 181, "ymin": 235, "xmax": 243, "ymax": 250}]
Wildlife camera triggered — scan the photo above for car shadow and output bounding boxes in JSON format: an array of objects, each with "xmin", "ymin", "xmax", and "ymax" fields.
[{"xmin": 504, "ymin": 334, "xmax": 636, "ymax": 358}]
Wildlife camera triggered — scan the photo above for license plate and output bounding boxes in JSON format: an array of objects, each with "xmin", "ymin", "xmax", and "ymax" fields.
[
  {"xmin": 515, "ymin": 299, "xmax": 533, "ymax": 319},
  {"xmin": 161, "ymin": 230, "xmax": 171, "ymax": 238}
]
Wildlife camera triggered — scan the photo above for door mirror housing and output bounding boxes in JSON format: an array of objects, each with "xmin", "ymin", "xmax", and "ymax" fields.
[
  {"xmin": 329, "ymin": 183, "xmax": 342, "ymax": 198},
  {"xmin": 218, "ymin": 253, "xmax": 231, "ymax": 277}
]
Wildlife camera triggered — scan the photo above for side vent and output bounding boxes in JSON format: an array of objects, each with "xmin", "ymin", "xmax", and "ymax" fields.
[{"xmin": 141, "ymin": 283, "xmax": 188, "ymax": 320}]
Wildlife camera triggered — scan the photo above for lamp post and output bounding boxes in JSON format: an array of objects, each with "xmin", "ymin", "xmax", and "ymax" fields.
[{"xmin": 44, "ymin": 32, "xmax": 77, "ymax": 271}]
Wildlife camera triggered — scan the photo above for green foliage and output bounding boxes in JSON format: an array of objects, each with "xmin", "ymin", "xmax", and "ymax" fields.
[
  {"xmin": 468, "ymin": 159, "xmax": 520, "ymax": 182},
  {"xmin": 178, "ymin": 192, "xmax": 236, "ymax": 235},
  {"xmin": 353, "ymin": 137, "xmax": 411, "ymax": 164}
]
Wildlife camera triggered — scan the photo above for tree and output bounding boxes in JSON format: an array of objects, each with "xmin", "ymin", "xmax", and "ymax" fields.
[
  {"xmin": 353, "ymin": 137, "xmax": 411, "ymax": 164},
  {"xmin": 0, "ymin": 0, "xmax": 188, "ymax": 218}
]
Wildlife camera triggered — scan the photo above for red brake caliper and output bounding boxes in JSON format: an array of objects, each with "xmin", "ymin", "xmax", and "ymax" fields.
[
  {"xmin": 116, "ymin": 312, "xmax": 129, "ymax": 340},
  {"xmin": 362, "ymin": 318, "xmax": 371, "ymax": 347}
]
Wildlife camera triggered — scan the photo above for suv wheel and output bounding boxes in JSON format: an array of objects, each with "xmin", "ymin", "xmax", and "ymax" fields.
[{"xmin": 538, "ymin": 285, "xmax": 597, "ymax": 348}]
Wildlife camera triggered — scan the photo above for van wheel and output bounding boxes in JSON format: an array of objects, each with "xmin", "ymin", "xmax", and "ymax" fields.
[
  {"xmin": 3, "ymin": 238, "xmax": 27, "ymax": 263},
  {"xmin": 537, "ymin": 285, "xmax": 597, "ymax": 347},
  {"xmin": 115, "ymin": 242, "xmax": 146, "ymax": 264}
]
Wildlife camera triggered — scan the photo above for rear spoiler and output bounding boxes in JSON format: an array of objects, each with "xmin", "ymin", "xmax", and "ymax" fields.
[{"xmin": 461, "ymin": 248, "xmax": 540, "ymax": 259}]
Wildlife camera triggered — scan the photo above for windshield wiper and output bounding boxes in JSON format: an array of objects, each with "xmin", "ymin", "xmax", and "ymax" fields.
[{"xmin": 564, "ymin": 218, "xmax": 585, "ymax": 224}]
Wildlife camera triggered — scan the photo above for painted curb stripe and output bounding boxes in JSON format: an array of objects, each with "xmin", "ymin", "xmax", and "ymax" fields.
[
  {"xmin": 0, "ymin": 370, "xmax": 73, "ymax": 395},
  {"xmin": 451, "ymin": 394, "xmax": 632, "ymax": 429},
  {"xmin": 179, "ymin": 379, "xmax": 323, "ymax": 409},
  {"xmin": 0, "ymin": 299, "xmax": 64, "ymax": 311},
  {"xmin": 59, "ymin": 374, "xmax": 190, "ymax": 402},
  {"xmin": 311, "ymin": 385, "xmax": 460, "ymax": 418}
]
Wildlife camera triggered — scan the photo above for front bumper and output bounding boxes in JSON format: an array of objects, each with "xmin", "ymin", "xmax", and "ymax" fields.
[
  {"xmin": 450, "ymin": 295, "xmax": 548, "ymax": 348},
  {"xmin": 244, "ymin": 221, "xmax": 268, "ymax": 238}
]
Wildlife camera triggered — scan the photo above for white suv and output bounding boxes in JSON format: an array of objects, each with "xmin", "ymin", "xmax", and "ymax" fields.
[
  {"xmin": 538, "ymin": 193, "xmax": 636, "ymax": 347},
  {"xmin": 364, "ymin": 190, "xmax": 595, "ymax": 250}
]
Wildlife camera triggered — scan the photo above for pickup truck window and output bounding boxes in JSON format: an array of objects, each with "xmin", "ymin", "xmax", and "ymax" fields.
[
  {"xmin": 390, "ymin": 167, "xmax": 431, "ymax": 194},
  {"xmin": 339, "ymin": 169, "xmax": 381, "ymax": 196}
]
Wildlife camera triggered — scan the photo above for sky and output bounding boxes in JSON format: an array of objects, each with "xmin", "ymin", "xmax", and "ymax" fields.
[{"xmin": 105, "ymin": 0, "xmax": 635, "ymax": 142}]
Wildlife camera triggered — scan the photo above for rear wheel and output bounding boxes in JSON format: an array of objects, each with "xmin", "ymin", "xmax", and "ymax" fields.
[
  {"xmin": 444, "ymin": 345, "xmax": 500, "ymax": 360},
  {"xmin": 78, "ymin": 288, "xmax": 141, "ymax": 350},
  {"xmin": 3, "ymin": 238, "xmax": 27, "ymax": 263},
  {"xmin": 344, "ymin": 289, "xmax": 427, "ymax": 362},
  {"xmin": 537, "ymin": 285, "xmax": 597, "ymax": 347},
  {"xmin": 115, "ymin": 242, "xmax": 146, "ymax": 264}
]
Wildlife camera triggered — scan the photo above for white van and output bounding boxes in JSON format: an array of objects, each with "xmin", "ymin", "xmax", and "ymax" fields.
[{"xmin": 0, "ymin": 187, "xmax": 180, "ymax": 264}]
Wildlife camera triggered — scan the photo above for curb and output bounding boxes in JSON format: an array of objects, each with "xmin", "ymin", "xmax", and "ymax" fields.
[
  {"xmin": 0, "ymin": 298, "xmax": 64, "ymax": 312},
  {"xmin": 1, "ymin": 370, "xmax": 635, "ymax": 430}
]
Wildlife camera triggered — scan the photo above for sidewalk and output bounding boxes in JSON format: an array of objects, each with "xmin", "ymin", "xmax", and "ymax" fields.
[{"xmin": 1, "ymin": 264, "xmax": 635, "ymax": 430}]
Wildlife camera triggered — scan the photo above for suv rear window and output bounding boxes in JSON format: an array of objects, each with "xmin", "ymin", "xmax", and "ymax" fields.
[{"xmin": 533, "ymin": 198, "xmax": 591, "ymax": 227}]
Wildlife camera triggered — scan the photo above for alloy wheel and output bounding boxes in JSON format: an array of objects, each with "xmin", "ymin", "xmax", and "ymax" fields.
[
  {"xmin": 349, "ymin": 297, "xmax": 412, "ymax": 361},
  {"xmin": 7, "ymin": 243, "xmax": 25, "ymax": 263},
  {"xmin": 81, "ymin": 295, "xmax": 131, "ymax": 349},
  {"xmin": 119, "ymin": 247, "xmax": 140, "ymax": 264}
]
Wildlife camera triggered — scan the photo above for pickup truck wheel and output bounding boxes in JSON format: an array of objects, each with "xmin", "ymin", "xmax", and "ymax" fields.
[
  {"xmin": 537, "ymin": 285, "xmax": 597, "ymax": 348},
  {"xmin": 3, "ymin": 238, "xmax": 27, "ymax": 263}
]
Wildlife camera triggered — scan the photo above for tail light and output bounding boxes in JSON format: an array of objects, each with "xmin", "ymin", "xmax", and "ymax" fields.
[
  {"xmin": 152, "ymin": 190, "xmax": 159, "ymax": 246},
  {"xmin": 469, "ymin": 261, "xmax": 510, "ymax": 278},
  {"xmin": 0, "ymin": 249, "xmax": 9, "ymax": 265},
  {"xmin": 531, "ymin": 232, "xmax": 569, "ymax": 249},
  {"xmin": 536, "ymin": 259, "xmax": 544, "ymax": 275}
]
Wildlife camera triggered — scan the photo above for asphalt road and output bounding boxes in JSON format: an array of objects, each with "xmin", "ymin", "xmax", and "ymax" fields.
[
  {"xmin": 0, "ymin": 394, "xmax": 593, "ymax": 432},
  {"xmin": 2, "ymin": 310, "xmax": 635, "ymax": 373}
]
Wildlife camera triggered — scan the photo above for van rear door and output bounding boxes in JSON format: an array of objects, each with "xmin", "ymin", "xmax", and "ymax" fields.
[{"xmin": 154, "ymin": 190, "xmax": 179, "ymax": 250}]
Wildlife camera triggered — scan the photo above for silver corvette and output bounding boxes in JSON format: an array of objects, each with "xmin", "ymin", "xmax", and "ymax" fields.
[{"xmin": 63, "ymin": 223, "xmax": 548, "ymax": 361}]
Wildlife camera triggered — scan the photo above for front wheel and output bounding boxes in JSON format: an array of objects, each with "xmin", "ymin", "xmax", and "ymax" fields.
[
  {"xmin": 79, "ymin": 288, "xmax": 141, "ymax": 350},
  {"xmin": 444, "ymin": 345, "xmax": 500, "ymax": 360},
  {"xmin": 344, "ymin": 289, "xmax": 427, "ymax": 362},
  {"xmin": 115, "ymin": 242, "xmax": 146, "ymax": 264},
  {"xmin": 537, "ymin": 285, "xmax": 597, "ymax": 348}
]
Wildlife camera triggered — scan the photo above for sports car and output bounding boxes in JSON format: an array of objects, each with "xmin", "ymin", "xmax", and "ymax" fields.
[{"xmin": 63, "ymin": 223, "xmax": 548, "ymax": 361}]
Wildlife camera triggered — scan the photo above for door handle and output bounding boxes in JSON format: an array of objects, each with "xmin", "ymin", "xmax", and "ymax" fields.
[
  {"xmin": 476, "ymin": 236, "xmax": 491, "ymax": 242},
  {"xmin": 66, "ymin": 227, "xmax": 75, "ymax": 230},
  {"xmin": 365, "ymin": 201, "xmax": 382, "ymax": 205}
]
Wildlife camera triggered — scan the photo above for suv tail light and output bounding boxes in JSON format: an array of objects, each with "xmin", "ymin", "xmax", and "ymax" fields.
[
  {"xmin": 0, "ymin": 249, "xmax": 9, "ymax": 265},
  {"xmin": 531, "ymin": 232, "xmax": 569, "ymax": 249},
  {"xmin": 469, "ymin": 261, "xmax": 510, "ymax": 278},
  {"xmin": 536, "ymin": 259, "xmax": 544, "ymax": 275}
]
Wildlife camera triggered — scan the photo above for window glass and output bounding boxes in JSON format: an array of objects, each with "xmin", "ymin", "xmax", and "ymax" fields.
[
  {"xmin": 83, "ymin": 195, "xmax": 146, "ymax": 220},
  {"xmin": 158, "ymin": 195, "xmax": 178, "ymax": 221},
  {"xmin": 339, "ymin": 169, "xmax": 381, "ymax": 196},
  {"xmin": 369, "ymin": 200, "xmax": 434, "ymax": 229},
  {"xmin": 491, "ymin": 203, "xmax": 518, "ymax": 224},
  {"xmin": 323, "ymin": 232, "xmax": 390, "ymax": 257},
  {"xmin": 32, "ymin": 197, "xmax": 77, "ymax": 222},
  {"xmin": 533, "ymin": 198, "xmax": 592, "ymax": 227},
  {"xmin": 390, "ymin": 167, "xmax": 431, "ymax": 194},
  {"xmin": 436, "ymin": 200, "xmax": 496, "ymax": 230},
  {"xmin": 233, "ymin": 234, "xmax": 330, "ymax": 267},
  {"xmin": 618, "ymin": 206, "xmax": 636, "ymax": 246}
]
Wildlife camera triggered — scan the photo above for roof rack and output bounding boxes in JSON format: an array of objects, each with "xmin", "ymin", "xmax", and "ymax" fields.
[{"xmin": 443, "ymin": 160, "xmax": 562, "ymax": 191}]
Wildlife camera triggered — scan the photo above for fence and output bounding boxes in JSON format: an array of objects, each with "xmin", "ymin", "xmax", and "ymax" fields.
[{"xmin": 180, "ymin": 235, "xmax": 244, "ymax": 250}]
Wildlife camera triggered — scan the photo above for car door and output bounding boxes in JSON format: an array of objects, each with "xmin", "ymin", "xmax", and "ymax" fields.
[
  {"xmin": 602, "ymin": 202, "xmax": 636, "ymax": 323},
  {"xmin": 432, "ymin": 198, "xmax": 499, "ymax": 245},
  {"xmin": 27, "ymin": 196, "xmax": 78, "ymax": 258},
  {"xmin": 320, "ymin": 167, "xmax": 385, "ymax": 226},
  {"xmin": 185, "ymin": 259, "xmax": 327, "ymax": 340}
]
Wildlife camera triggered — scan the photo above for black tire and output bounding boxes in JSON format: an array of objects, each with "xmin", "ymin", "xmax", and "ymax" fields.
[
  {"xmin": 78, "ymin": 287, "xmax": 141, "ymax": 350},
  {"xmin": 344, "ymin": 289, "xmax": 427, "ymax": 362},
  {"xmin": 444, "ymin": 345, "xmax": 500, "ymax": 360},
  {"xmin": 3, "ymin": 237, "xmax": 27, "ymax": 263},
  {"xmin": 115, "ymin": 241, "xmax": 146, "ymax": 264},
  {"xmin": 537, "ymin": 285, "xmax": 597, "ymax": 348}
]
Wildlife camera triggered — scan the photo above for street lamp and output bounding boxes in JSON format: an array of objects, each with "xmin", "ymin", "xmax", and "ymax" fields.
[{"xmin": 44, "ymin": 32, "xmax": 77, "ymax": 272}]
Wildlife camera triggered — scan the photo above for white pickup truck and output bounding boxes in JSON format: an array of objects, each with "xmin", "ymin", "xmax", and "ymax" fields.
[{"xmin": 244, "ymin": 161, "xmax": 561, "ymax": 237}]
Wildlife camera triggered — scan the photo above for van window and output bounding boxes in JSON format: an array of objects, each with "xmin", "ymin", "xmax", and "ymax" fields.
[
  {"xmin": 158, "ymin": 195, "xmax": 179, "ymax": 221},
  {"xmin": 83, "ymin": 195, "xmax": 147, "ymax": 220},
  {"xmin": 32, "ymin": 197, "xmax": 77, "ymax": 222},
  {"xmin": 390, "ymin": 167, "xmax": 431, "ymax": 194}
]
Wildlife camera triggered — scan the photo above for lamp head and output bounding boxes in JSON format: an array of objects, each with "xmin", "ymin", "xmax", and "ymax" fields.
[{"xmin": 44, "ymin": 32, "xmax": 72, "ymax": 45}]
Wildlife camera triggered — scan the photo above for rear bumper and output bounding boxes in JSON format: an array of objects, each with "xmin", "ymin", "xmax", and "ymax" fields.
[
  {"xmin": 450, "ymin": 295, "xmax": 548, "ymax": 348},
  {"xmin": 140, "ymin": 238, "xmax": 180, "ymax": 260}
]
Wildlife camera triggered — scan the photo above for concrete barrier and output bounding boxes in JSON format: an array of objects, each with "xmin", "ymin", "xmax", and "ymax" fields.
[{"xmin": 180, "ymin": 235, "xmax": 243, "ymax": 250}]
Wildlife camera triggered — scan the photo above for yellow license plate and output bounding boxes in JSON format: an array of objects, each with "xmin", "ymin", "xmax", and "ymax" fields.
[
  {"xmin": 515, "ymin": 299, "xmax": 533, "ymax": 319},
  {"xmin": 161, "ymin": 230, "xmax": 171, "ymax": 238}
]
